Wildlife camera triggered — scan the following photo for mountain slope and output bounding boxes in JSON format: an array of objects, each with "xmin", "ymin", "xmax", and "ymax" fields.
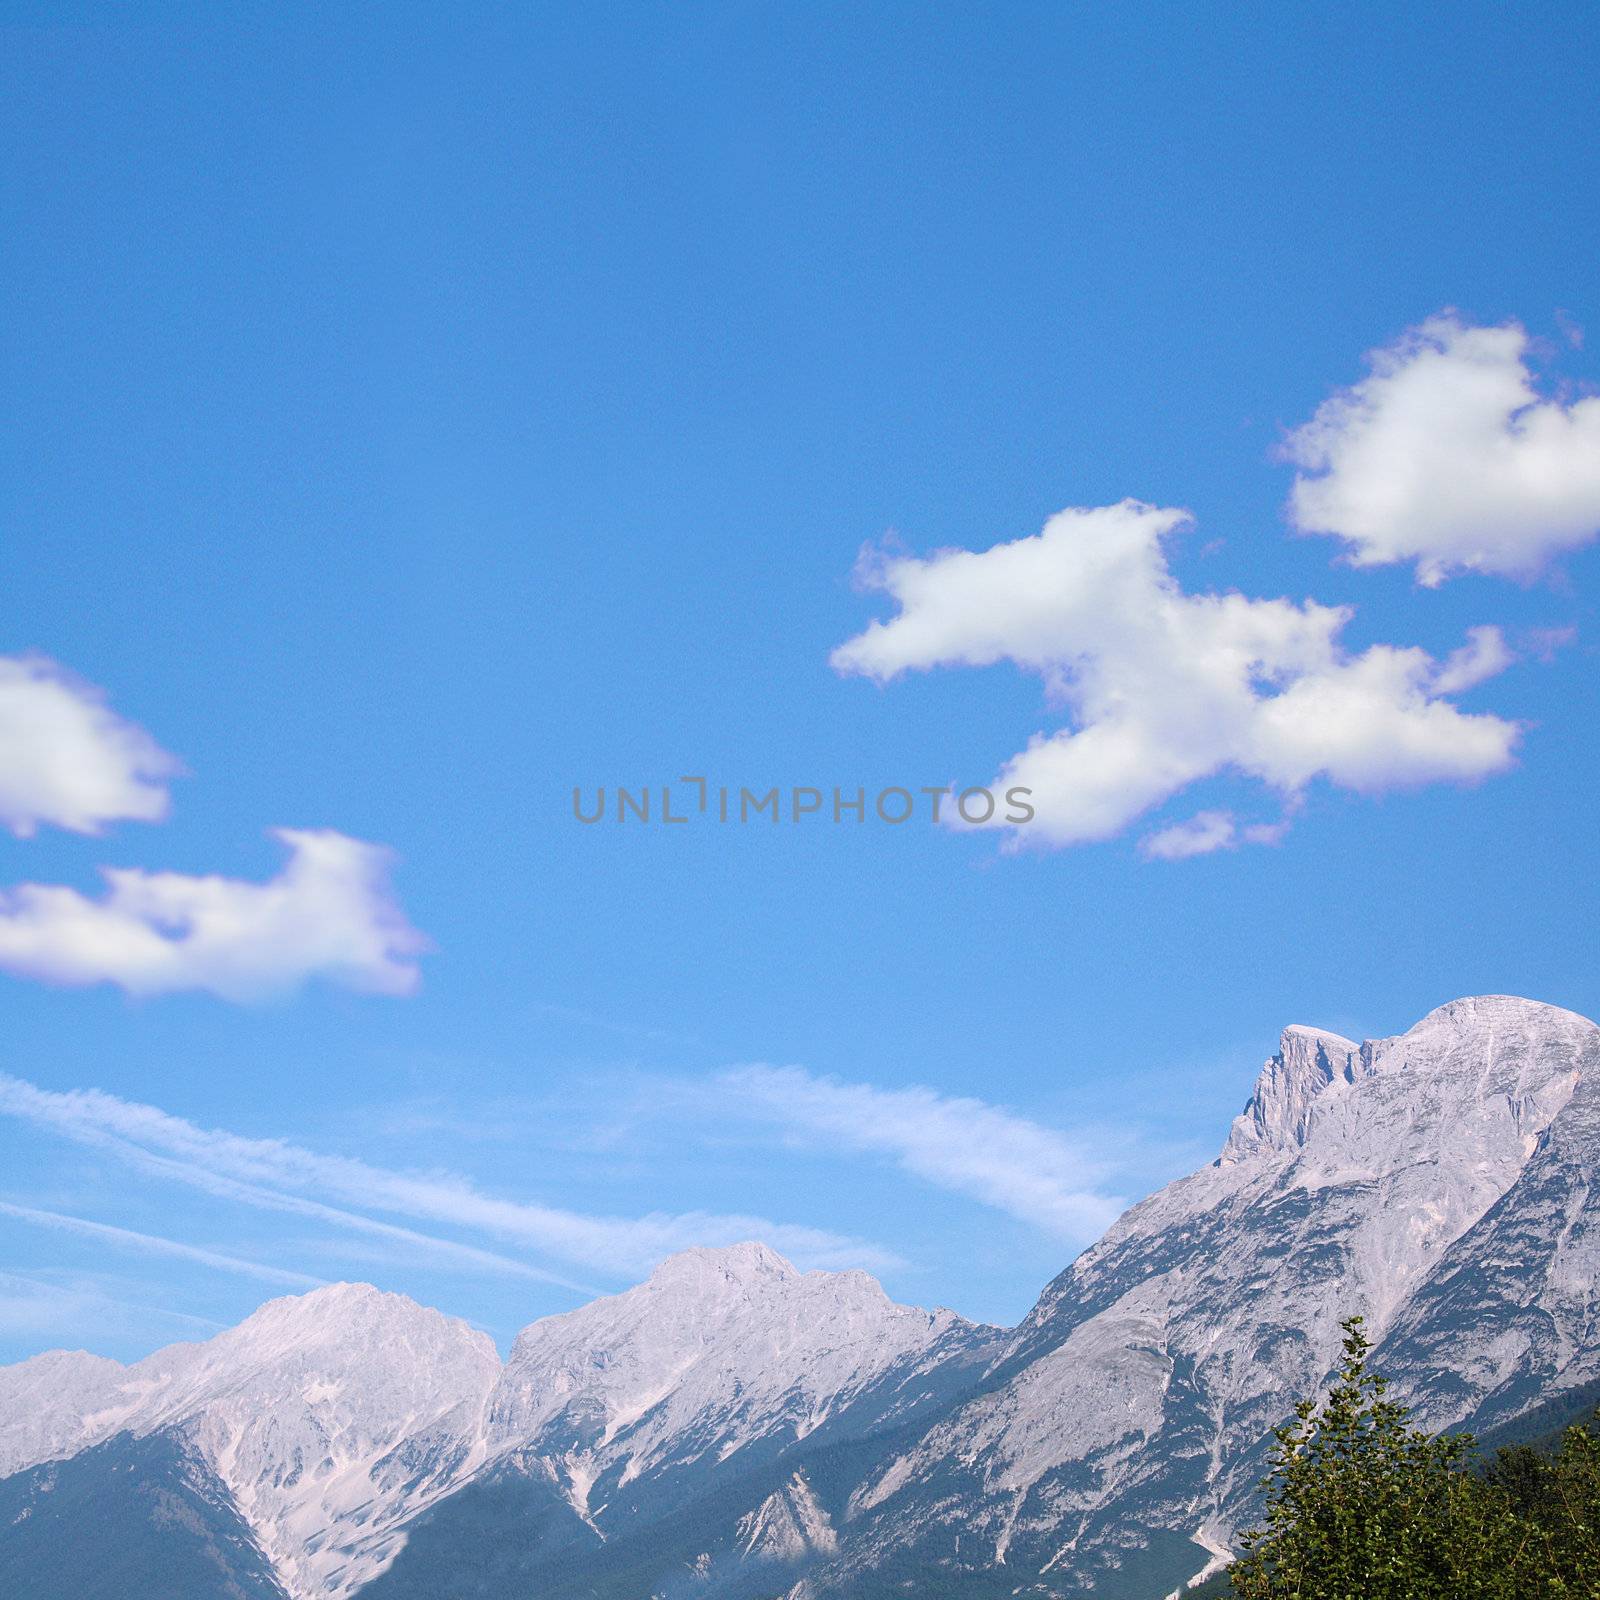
[
  {"xmin": 486, "ymin": 1243, "xmax": 986, "ymax": 1494},
  {"xmin": 0, "ymin": 1429, "xmax": 290, "ymax": 1600},
  {"xmin": 811, "ymin": 995, "xmax": 1600, "ymax": 1599},
  {"xmin": 1373, "ymin": 998, "xmax": 1600, "ymax": 1435}
]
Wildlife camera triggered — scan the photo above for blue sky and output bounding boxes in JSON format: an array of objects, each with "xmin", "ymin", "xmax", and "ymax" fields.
[{"xmin": 2, "ymin": 1, "xmax": 1598, "ymax": 1358}]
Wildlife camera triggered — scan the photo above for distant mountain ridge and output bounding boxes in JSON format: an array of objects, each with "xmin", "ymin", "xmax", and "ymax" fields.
[
  {"xmin": 0, "ymin": 1243, "xmax": 990, "ymax": 1600},
  {"xmin": 3, "ymin": 994, "xmax": 1597, "ymax": 1600}
]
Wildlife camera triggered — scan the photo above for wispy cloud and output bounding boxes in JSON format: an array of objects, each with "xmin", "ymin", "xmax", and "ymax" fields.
[
  {"xmin": 99, "ymin": 1143, "xmax": 605, "ymax": 1293},
  {"xmin": 0, "ymin": 1074, "xmax": 898, "ymax": 1284},
  {"xmin": 0, "ymin": 829, "xmax": 428, "ymax": 1001},
  {"xmin": 718, "ymin": 1065, "xmax": 1124, "ymax": 1243},
  {"xmin": 0, "ymin": 1200, "xmax": 325, "ymax": 1290},
  {"xmin": 0, "ymin": 1268, "xmax": 226, "ymax": 1342}
]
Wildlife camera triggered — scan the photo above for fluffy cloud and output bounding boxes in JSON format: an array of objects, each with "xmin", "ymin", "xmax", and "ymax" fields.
[
  {"xmin": 0, "ymin": 828, "xmax": 428, "ymax": 999},
  {"xmin": 0, "ymin": 654, "xmax": 430, "ymax": 1004},
  {"xmin": 1285, "ymin": 315, "xmax": 1600, "ymax": 584},
  {"xmin": 0, "ymin": 1072, "xmax": 898, "ymax": 1281},
  {"xmin": 0, "ymin": 655, "xmax": 179, "ymax": 837},
  {"xmin": 720, "ymin": 1064, "xmax": 1122, "ymax": 1242},
  {"xmin": 832, "ymin": 500, "xmax": 1518, "ymax": 854}
]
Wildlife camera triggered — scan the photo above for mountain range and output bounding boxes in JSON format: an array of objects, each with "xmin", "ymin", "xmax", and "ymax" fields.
[{"xmin": 3, "ymin": 993, "xmax": 1597, "ymax": 1599}]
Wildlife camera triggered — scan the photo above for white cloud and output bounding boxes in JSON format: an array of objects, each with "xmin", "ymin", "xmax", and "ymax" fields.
[
  {"xmin": 1141, "ymin": 810, "xmax": 1294, "ymax": 861},
  {"xmin": 0, "ymin": 656, "xmax": 429, "ymax": 1004},
  {"xmin": 0, "ymin": 654, "xmax": 179, "ymax": 837},
  {"xmin": 0, "ymin": 828, "xmax": 428, "ymax": 1000},
  {"xmin": 1432, "ymin": 625, "xmax": 1515, "ymax": 695},
  {"xmin": 832, "ymin": 500, "xmax": 1518, "ymax": 852},
  {"xmin": 1141, "ymin": 810, "xmax": 1238, "ymax": 860},
  {"xmin": 0, "ymin": 1200, "xmax": 325, "ymax": 1290},
  {"xmin": 1285, "ymin": 314, "xmax": 1600, "ymax": 584},
  {"xmin": 719, "ymin": 1065, "xmax": 1122, "ymax": 1243},
  {"xmin": 0, "ymin": 1073, "xmax": 898, "ymax": 1282}
]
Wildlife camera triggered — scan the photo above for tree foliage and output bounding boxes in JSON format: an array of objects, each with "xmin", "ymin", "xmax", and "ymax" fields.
[{"xmin": 1228, "ymin": 1317, "xmax": 1600, "ymax": 1599}]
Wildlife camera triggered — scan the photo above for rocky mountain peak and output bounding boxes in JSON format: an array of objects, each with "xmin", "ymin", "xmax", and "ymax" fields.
[
  {"xmin": 1217, "ymin": 996, "xmax": 1597, "ymax": 1170},
  {"xmin": 488, "ymin": 1244, "xmax": 982, "ymax": 1494},
  {"xmin": 187, "ymin": 1278, "xmax": 501, "ymax": 1407},
  {"xmin": 0, "ymin": 1349, "xmax": 129, "ymax": 1480},
  {"xmin": 1388, "ymin": 985, "xmax": 1600, "ymax": 1075},
  {"xmin": 642, "ymin": 1240, "xmax": 800, "ymax": 1293},
  {"xmin": 1341, "ymin": 994, "xmax": 1594, "ymax": 1133},
  {"xmin": 1412, "ymin": 992, "xmax": 1591, "ymax": 1029},
  {"xmin": 233, "ymin": 1278, "xmax": 428, "ymax": 1323},
  {"xmin": 0, "ymin": 1279, "xmax": 503, "ymax": 1600},
  {"xmin": 836, "ymin": 995, "xmax": 1600, "ymax": 1600},
  {"xmin": 1219, "ymin": 1022, "xmax": 1357, "ymax": 1163}
]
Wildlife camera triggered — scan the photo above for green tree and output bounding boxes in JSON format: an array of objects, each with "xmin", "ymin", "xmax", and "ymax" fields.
[
  {"xmin": 1509, "ymin": 1418, "xmax": 1600, "ymax": 1589},
  {"xmin": 1227, "ymin": 1317, "xmax": 1549, "ymax": 1599}
]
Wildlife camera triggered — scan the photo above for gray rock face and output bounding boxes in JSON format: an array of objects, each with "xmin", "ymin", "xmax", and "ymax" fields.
[
  {"xmin": 359, "ymin": 1244, "xmax": 995, "ymax": 1600},
  {"xmin": 485, "ymin": 1242, "xmax": 988, "ymax": 1504},
  {"xmin": 1378, "ymin": 1000, "xmax": 1600, "ymax": 1435},
  {"xmin": 2, "ymin": 995, "xmax": 1597, "ymax": 1600}
]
